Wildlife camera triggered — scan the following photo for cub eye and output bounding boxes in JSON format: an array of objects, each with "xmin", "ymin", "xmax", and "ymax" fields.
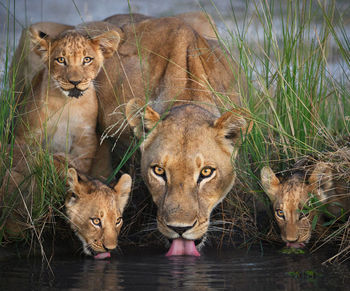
[
  {"xmin": 83, "ymin": 57, "xmax": 93, "ymax": 64},
  {"xmin": 299, "ymin": 211, "xmax": 308, "ymax": 220},
  {"xmin": 56, "ymin": 57, "xmax": 66, "ymax": 64},
  {"xmin": 275, "ymin": 209, "xmax": 285, "ymax": 219},
  {"xmin": 153, "ymin": 166, "xmax": 165, "ymax": 177},
  {"xmin": 91, "ymin": 217, "xmax": 101, "ymax": 227},
  {"xmin": 116, "ymin": 217, "xmax": 122, "ymax": 225},
  {"xmin": 200, "ymin": 167, "xmax": 215, "ymax": 178}
]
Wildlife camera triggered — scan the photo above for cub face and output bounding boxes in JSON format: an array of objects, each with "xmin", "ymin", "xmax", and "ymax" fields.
[
  {"xmin": 30, "ymin": 27, "xmax": 120, "ymax": 98},
  {"xmin": 126, "ymin": 99, "xmax": 252, "ymax": 246},
  {"xmin": 65, "ymin": 168, "xmax": 131, "ymax": 257},
  {"xmin": 261, "ymin": 163, "xmax": 332, "ymax": 248}
]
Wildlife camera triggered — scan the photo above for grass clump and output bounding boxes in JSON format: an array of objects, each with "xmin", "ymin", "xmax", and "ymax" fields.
[{"xmin": 213, "ymin": 0, "xmax": 350, "ymax": 263}]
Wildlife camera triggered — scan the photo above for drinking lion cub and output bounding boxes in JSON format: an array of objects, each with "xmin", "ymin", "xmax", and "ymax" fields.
[
  {"xmin": 51, "ymin": 155, "xmax": 132, "ymax": 259},
  {"xmin": 261, "ymin": 161, "xmax": 350, "ymax": 248}
]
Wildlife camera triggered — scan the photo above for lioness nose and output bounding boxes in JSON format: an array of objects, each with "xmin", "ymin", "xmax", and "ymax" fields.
[
  {"xmin": 69, "ymin": 80, "xmax": 81, "ymax": 86},
  {"xmin": 167, "ymin": 221, "xmax": 197, "ymax": 235},
  {"xmin": 102, "ymin": 243, "xmax": 115, "ymax": 252}
]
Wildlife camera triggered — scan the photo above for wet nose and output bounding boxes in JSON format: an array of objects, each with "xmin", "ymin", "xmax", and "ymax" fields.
[
  {"xmin": 69, "ymin": 80, "xmax": 81, "ymax": 86},
  {"xmin": 102, "ymin": 243, "xmax": 115, "ymax": 252},
  {"xmin": 167, "ymin": 221, "xmax": 197, "ymax": 235},
  {"xmin": 286, "ymin": 236, "xmax": 299, "ymax": 243}
]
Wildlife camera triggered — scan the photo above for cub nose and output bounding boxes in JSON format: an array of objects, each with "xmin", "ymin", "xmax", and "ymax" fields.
[
  {"xmin": 167, "ymin": 221, "xmax": 197, "ymax": 235},
  {"xmin": 69, "ymin": 80, "xmax": 81, "ymax": 86},
  {"xmin": 286, "ymin": 236, "xmax": 299, "ymax": 243}
]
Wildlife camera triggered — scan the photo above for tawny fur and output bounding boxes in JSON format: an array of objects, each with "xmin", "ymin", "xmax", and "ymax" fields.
[
  {"xmin": 97, "ymin": 13, "xmax": 251, "ymax": 241},
  {"xmin": 261, "ymin": 163, "xmax": 350, "ymax": 246},
  {"xmin": 65, "ymin": 166, "xmax": 131, "ymax": 256}
]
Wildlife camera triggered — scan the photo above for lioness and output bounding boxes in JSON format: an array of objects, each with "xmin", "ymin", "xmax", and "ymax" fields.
[
  {"xmin": 261, "ymin": 162, "xmax": 350, "ymax": 248},
  {"xmin": 95, "ymin": 13, "xmax": 252, "ymax": 256}
]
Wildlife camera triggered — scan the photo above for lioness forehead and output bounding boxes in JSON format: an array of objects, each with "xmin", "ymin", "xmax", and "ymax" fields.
[{"xmin": 162, "ymin": 105, "xmax": 216, "ymax": 127}]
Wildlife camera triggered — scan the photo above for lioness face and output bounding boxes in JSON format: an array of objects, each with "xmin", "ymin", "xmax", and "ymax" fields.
[
  {"xmin": 30, "ymin": 28, "xmax": 120, "ymax": 98},
  {"xmin": 261, "ymin": 164, "xmax": 332, "ymax": 248},
  {"xmin": 127, "ymin": 100, "xmax": 251, "ymax": 250},
  {"xmin": 65, "ymin": 169, "xmax": 131, "ymax": 258}
]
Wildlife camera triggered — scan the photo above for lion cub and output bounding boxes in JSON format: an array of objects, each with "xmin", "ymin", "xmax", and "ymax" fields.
[
  {"xmin": 13, "ymin": 25, "xmax": 120, "ymax": 173},
  {"xmin": 261, "ymin": 162, "xmax": 350, "ymax": 248},
  {"xmin": 65, "ymin": 167, "xmax": 132, "ymax": 259},
  {"xmin": 52, "ymin": 154, "xmax": 132, "ymax": 258}
]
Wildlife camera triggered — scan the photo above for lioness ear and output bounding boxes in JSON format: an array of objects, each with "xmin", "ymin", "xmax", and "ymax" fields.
[
  {"xmin": 214, "ymin": 108, "xmax": 253, "ymax": 146},
  {"xmin": 308, "ymin": 162, "xmax": 333, "ymax": 196},
  {"xmin": 29, "ymin": 27, "xmax": 52, "ymax": 59},
  {"xmin": 92, "ymin": 30, "xmax": 120, "ymax": 58},
  {"xmin": 125, "ymin": 98, "xmax": 160, "ymax": 138},
  {"xmin": 261, "ymin": 166, "xmax": 280, "ymax": 202},
  {"xmin": 113, "ymin": 174, "xmax": 132, "ymax": 213}
]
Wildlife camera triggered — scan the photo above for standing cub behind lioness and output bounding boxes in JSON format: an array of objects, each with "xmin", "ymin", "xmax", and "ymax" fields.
[{"xmin": 13, "ymin": 24, "xmax": 120, "ymax": 172}]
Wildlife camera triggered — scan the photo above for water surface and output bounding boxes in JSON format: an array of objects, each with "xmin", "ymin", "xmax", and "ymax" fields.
[{"xmin": 0, "ymin": 247, "xmax": 349, "ymax": 290}]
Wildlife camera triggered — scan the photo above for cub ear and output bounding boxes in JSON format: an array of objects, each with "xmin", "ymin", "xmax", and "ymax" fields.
[
  {"xmin": 28, "ymin": 22, "xmax": 73, "ymax": 59},
  {"xmin": 261, "ymin": 166, "xmax": 280, "ymax": 202},
  {"xmin": 66, "ymin": 168, "xmax": 83, "ymax": 205},
  {"xmin": 92, "ymin": 30, "xmax": 120, "ymax": 58},
  {"xmin": 113, "ymin": 174, "xmax": 132, "ymax": 213},
  {"xmin": 125, "ymin": 98, "xmax": 160, "ymax": 138},
  {"xmin": 308, "ymin": 162, "xmax": 333, "ymax": 195},
  {"xmin": 214, "ymin": 108, "xmax": 253, "ymax": 146},
  {"xmin": 29, "ymin": 27, "xmax": 52, "ymax": 59}
]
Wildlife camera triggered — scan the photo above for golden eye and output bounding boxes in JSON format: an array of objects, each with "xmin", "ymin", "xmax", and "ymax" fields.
[
  {"xmin": 275, "ymin": 209, "xmax": 285, "ymax": 218},
  {"xmin": 83, "ymin": 57, "xmax": 93, "ymax": 64},
  {"xmin": 153, "ymin": 166, "xmax": 165, "ymax": 177},
  {"xmin": 116, "ymin": 217, "xmax": 122, "ymax": 225},
  {"xmin": 56, "ymin": 57, "xmax": 66, "ymax": 64},
  {"xmin": 200, "ymin": 167, "xmax": 214, "ymax": 178},
  {"xmin": 91, "ymin": 218, "xmax": 101, "ymax": 226}
]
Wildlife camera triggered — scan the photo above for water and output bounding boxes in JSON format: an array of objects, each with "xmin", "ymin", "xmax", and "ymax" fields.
[{"xmin": 0, "ymin": 247, "xmax": 349, "ymax": 290}]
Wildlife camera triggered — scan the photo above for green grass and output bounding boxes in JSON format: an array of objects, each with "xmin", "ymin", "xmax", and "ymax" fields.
[
  {"xmin": 209, "ymin": 0, "xmax": 350, "ymax": 262},
  {"xmin": 0, "ymin": 0, "xmax": 349, "ymax": 263}
]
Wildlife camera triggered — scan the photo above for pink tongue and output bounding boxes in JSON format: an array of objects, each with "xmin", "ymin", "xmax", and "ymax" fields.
[
  {"xmin": 94, "ymin": 252, "xmax": 111, "ymax": 260},
  {"xmin": 286, "ymin": 242, "xmax": 305, "ymax": 249},
  {"xmin": 165, "ymin": 238, "xmax": 200, "ymax": 257}
]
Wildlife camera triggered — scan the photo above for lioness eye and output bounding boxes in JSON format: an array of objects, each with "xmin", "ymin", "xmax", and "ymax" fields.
[
  {"xmin": 200, "ymin": 167, "xmax": 214, "ymax": 178},
  {"xmin": 56, "ymin": 57, "xmax": 66, "ymax": 64},
  {"xmin": 116, "ymin": 217, "xmax": 122, "ymax": 225},
  {"xmin": 83, "ymin": 57, "xmax": 93, "ymax": 64},
  {"xmin": 197, "ymin": 167, "xmax": 215, "ymax": 184},
  {"xmin": 153, "ymin": 166, "xmax": 165, "ymax": 177},
  {"xmin": 91, "ymin": 217, "xmax": 101, "ymax": 226},
  {"xmin": 275, "ymin": 209, "xmax": 285, "ymax": 219}
]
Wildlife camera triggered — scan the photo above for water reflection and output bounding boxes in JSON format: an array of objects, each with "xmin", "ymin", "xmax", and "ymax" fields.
[{"xmin": 0, "ymin": 247, "xmax": 349, "ymax": 290}]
